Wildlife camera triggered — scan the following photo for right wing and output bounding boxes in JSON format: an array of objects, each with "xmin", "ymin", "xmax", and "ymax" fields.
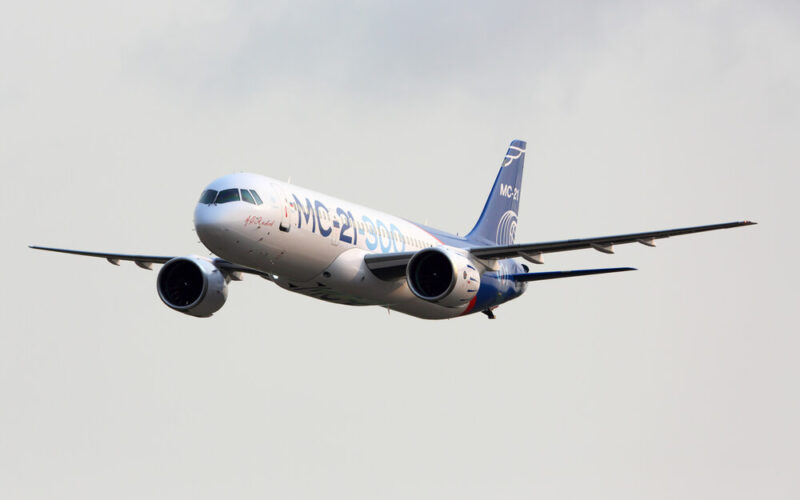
[
  {"xmin": 469, "ymin": 220, "xmax": 755, "ymax": 261},
  {"xmin": 363, "ymin": 220, "xmax": 755, "ymax": 280}
]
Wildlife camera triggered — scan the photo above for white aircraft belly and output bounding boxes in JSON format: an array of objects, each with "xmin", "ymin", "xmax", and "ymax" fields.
[{"xmin": 273, "ymin": 248, "xmax": 469, "ymax": 319}]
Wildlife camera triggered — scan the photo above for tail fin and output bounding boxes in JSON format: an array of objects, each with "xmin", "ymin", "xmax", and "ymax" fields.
[{"xmin": 465, "ymin": 140, "xmax": 526, "ymax": 245}]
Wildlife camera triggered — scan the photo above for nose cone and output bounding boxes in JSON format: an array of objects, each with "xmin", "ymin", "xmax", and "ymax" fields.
[
  {"xmin": 194, "ymin": 202, "xmax": 242, "ymax": 250},
  {"xmin": 194, "ymin": 202, "xmax": 222, "ymax": 233}
]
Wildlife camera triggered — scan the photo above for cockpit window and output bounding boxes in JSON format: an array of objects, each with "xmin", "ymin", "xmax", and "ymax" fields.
[
  {"xmin": 240, "ymin": 189, "xmax": 256, "ymax": 204},
  {"xmin": 199, "ymin": 189, "xmax": 218, "ymax": 204},
  {"xmin": 199, "ymin": 187, "xmax": 261, "ymax": 205},
  {"xmin": 215, "ymin": 188, "xmax": 240, "ymax": 204},
  {"xmin": 249, "ymin": 189, "xmax": 263, "ymax": 205}
]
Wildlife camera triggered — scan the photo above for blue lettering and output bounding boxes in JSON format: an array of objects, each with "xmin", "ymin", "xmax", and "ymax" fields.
[
  {"xmin": 348, "ymin": 211, "xmax": 357, "ymax": 245},
  {"xmin": 362, "ymin": 216, "xmax": 377, "ymax": 250},
  {"xmin": 292, "ymin": 194, "xmax": 316, "ymax": 232},
  {"xmin": 390, "ymin": 224, "xmax": 406, "ymax": 252},
  {"xmin": 337, "ymin": 207, "xmax": 353, "ymax": 244},
  {"xmin": 376, "ymin": 220, "xmax": 392, "ymax": 253},
  {"xmin": 315, "ymin": 200, "xmax": 331, "ymax": 237}
]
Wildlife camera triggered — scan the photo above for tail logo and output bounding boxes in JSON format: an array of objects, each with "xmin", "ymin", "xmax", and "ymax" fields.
[
  {"xmin": 502, "ymin": 146, "xmax": 526, "ymax": 167},
  {"xmin": 496, "ymin": 210, "xmax": 518, "ymax": 245}
]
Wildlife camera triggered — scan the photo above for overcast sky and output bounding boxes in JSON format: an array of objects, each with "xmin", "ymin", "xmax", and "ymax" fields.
[{"xmin": 2, "ymin": 1, "xmax": 798, "ymax": 498}]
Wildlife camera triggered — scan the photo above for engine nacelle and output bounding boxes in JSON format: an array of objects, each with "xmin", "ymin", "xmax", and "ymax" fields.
[
  {"xmin": 157, "ymin": 256, "xmax": 228, "ymax": 317},
  {"xmin": 406, "ymin": 248, "xmax": 481, "ymax": 308}
]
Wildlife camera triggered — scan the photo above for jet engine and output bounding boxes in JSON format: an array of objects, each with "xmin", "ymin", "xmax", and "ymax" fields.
[
  {"xmin": 406, "ymin": 248, "xmax": 481, "ymax": 307},
  {"xmin": 157, "ymin": 256, "xmax": 228, "ymax": 317}
]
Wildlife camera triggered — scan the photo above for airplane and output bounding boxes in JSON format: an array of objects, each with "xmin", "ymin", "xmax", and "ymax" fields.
[{"xmin": 31, "ymin": 140, "xmax": 755, "ymax": 320}]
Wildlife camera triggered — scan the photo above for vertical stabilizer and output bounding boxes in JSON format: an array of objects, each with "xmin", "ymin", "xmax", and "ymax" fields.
[{"xmin": 465, "ymin": 140, "xmax": 526, "ymax": 245}]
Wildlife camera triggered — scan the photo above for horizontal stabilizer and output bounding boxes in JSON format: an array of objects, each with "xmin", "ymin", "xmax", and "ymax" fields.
[{"xmin": 509, "ymin": 267, "xmax": 635, "ymax": 282}]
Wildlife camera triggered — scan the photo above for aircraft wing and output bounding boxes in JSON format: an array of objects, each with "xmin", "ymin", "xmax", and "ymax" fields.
[
  {"xmin": 28, "ymin": 246, "xmax": 275, "ymax": 280},
  {"xmin": 469, "ymin": 220, "xmax": 755, "ymax": 261},
  {"xmin": 364, "ymin": 220, "xmax": 755, "ymax": 279}
]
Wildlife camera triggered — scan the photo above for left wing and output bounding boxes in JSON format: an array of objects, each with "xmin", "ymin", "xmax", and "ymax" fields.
[{"xmin": 29, "ymin": 246, "xmax": 275, "ymax": 280}]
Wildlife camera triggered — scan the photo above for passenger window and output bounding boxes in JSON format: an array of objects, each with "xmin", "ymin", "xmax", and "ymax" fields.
[
  {"xmin": 241, "ymin": 189, "xmax": 256, "ymax": 204},
  {"xmin": 215, "ymin": 188, "xmax": 240, "ymax": 203},
  {"xmin": 198, "ymin": 190, "xmax": 217, "ymax": 204},
  {"xmin": 249, "ymin": 190, "xmax": 263, "ymax": 205}
]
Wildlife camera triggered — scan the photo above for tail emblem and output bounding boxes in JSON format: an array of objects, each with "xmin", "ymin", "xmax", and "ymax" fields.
[
  {"xmin": 496, "ymin": 210, "xmax": 518, "ymax": 245},
  {"xmin": 502, "ymin": 146, "xmax": 526, "ymax": 167}
]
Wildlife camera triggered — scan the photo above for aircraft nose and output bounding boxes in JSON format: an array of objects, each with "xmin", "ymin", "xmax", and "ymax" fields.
[
  {"xmin": 193, "ymin": 180, "xmax": 279, "ymax": 256},
  {"xmin": 194, "ymin": 202, "xmax": 242, "ymax": 244}
]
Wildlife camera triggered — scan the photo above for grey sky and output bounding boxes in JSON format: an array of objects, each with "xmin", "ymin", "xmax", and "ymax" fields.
[{"xmin": 1, "ymin": 1, "xmax": 798, "ymax": 498}]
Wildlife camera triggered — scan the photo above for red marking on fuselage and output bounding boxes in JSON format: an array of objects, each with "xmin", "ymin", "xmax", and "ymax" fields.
[
  {"xmin": 244, "ymin": 216, "xmax": 275, "ymax": 228},
  {"xmin": 461, "ymin": 295, "xmax": 478, "ymax": 316}
]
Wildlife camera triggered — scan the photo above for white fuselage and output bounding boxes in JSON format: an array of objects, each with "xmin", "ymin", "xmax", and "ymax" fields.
[{"xmin": 194, "ymin": 173, "xmax": 504, "ymax": 319}]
